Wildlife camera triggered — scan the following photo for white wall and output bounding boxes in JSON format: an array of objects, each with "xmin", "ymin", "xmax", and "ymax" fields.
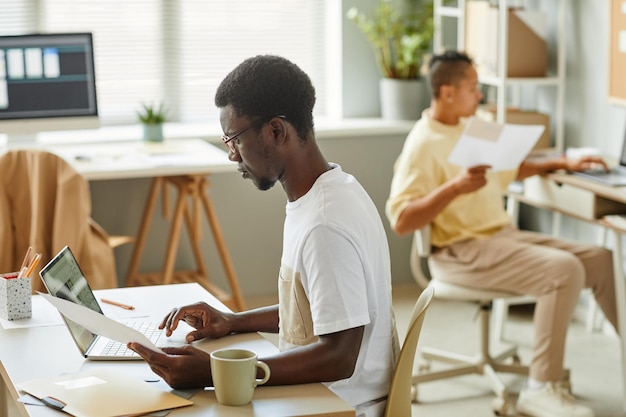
[{"xmin": 564, "ymin": 1, "xmax": 625, "ymax": 152}]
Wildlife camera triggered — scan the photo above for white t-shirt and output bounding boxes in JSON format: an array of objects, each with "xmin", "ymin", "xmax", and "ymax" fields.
[{"xmin": 279, "ymin": 163, "xmax": 398, "ymax": 417}]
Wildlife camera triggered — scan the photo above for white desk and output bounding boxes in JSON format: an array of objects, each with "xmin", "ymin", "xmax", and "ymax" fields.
[
  {"xmin": 0, "ymin": 283, "xmax": 355, "ymax": 417},
  {"xmin": 42, "ymin": 138, "xmax": 236, "ymax": 181}
]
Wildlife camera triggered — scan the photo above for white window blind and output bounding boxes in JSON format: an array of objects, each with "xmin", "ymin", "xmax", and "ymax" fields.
[{"xmin": 0, "ymin": 0, "xmax": 328, "ymax": 125}]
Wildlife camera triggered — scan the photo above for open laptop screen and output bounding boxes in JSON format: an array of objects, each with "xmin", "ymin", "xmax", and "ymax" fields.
[{"xmin": 39, "ymin": 246, "xmax": 102, "ymax": 354}]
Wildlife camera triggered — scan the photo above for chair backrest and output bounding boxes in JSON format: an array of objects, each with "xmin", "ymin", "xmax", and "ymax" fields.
[
  {"xmin": 384, "ymin": 286, "xmax": 435, "ymax": 417},
  {"xmin": 0, "ymin": 150, "xmax": 118, "ymax": 291}
]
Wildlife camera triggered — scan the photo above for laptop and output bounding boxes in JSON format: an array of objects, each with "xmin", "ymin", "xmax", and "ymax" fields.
[
  {"xmin": 571, "ymin": 124, "xmax": 626, "ymax": 186},
  {"xmin": 39, "ymin": 246, "xmax": 163, "ymax": 360}
]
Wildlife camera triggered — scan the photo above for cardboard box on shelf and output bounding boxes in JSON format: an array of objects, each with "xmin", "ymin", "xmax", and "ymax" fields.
[
  {"xmin": 465, "ymin": 0, "xmax": 548, "ymax": 78},
  {"xmin": 482, "ymin": 105, "xmax": 551, "ymax": 150}
]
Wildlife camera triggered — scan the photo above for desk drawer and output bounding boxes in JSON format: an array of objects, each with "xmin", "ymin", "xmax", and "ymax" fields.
[{"xmin": 523, "ymin": 176, "xmax": 626, "ymax": 220}]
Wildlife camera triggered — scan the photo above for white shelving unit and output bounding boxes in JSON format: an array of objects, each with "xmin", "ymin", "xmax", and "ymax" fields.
[{"xmin": 433, "ymin": 0, "xmax": 568, "ymax": 151}]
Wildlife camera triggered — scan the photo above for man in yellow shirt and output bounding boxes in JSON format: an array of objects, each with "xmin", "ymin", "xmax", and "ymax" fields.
[{"xmin": 386, "ymin": 50, "xmax": 617, "ymax": 417}]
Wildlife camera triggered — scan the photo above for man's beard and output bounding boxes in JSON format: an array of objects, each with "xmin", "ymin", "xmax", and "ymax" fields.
[{"xmin": 254, "ymin": 176, "xmax": 276, "ymax": 191}]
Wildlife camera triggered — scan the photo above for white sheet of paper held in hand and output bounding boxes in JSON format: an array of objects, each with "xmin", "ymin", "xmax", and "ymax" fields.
[
  {"xmin": 448, "ymin": 117, "xmax": 545, "ymax": 172},
  {"xmin": 39, "ymin": 293, "xmax": 162, "ymax": 353}
]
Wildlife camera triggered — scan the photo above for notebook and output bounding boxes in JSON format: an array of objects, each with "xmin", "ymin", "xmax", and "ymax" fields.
[
  {"xmin": 571, "ymin": 124, "xmax": 626, "ymax": 186},
  {"xmin": 39, "ymin": 246, "xmax": 163, "ymax": 360}
]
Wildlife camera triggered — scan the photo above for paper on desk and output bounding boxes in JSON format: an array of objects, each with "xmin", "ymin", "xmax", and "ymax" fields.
[
  {"xmin": 448, "ymin": 117, "xmax": 545, "ymax": 171},
  {"xmin": 0, "ymin": 295, "xmax": 64, "ymax": 329},
  {"xmin": 39, "ymin": 293, "xmax": 162, "ymax": 353}
]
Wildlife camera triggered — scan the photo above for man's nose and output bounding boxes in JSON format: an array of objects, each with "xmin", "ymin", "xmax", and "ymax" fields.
[{"xmin": 227, "ymin": 148, "xmax": 241, "ymax": 162}]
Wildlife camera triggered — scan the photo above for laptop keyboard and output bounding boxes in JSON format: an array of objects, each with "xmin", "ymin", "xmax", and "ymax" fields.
[
  {"xmin": 101, "ymin": 321, "xmax": 162, "ymax": 357},
  {"xmin": 572, "ymin": 168, "xmax": 626, "ymax": 186}
]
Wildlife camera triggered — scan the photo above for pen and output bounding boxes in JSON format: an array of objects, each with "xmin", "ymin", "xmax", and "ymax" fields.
[{"xmin": 100, "ymin": 298, "xmax": 135, "ymax": 310}]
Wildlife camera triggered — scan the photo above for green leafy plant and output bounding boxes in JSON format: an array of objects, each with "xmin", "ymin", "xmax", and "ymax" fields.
[
  {"xmin": 137, "ymin": 102, "xmax": 167, "ymax": 125},
  {"xmin": 347, "ymin": 0, "xmax": 434, "ymax": 79}
]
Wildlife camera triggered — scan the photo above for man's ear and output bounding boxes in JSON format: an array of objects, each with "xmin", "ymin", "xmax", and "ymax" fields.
[
  {"xmin": 440, "ymin": 84, "xmax": 455, "ymax": 103},
  {"xmin": 269, "ymin": 116, "xmax": 288, "ymax": 145}
]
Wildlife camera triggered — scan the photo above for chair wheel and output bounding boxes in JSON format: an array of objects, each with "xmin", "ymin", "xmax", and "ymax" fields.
[
  {"xmin": 511, "ymin": 354, "xmax": 521, "ymax": 365},
  {"xmin": 410, "ymin": 385, "xmax": 418, "ymax": 403},
  {"xmin": 491, "ymin": 397, "xmax": 512, "ymax": 416}
]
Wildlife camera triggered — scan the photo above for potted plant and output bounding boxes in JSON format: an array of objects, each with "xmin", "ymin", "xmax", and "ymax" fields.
[
  {"xmin": 138, "ymin": 102, "xmax": 167, "ymax": 142},
  {"xmin": 347, "ymin": 0, "xmax": 434, "ymax": 120}
]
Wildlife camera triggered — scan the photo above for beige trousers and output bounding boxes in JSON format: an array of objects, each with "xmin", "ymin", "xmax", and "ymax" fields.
[{"xmin": 429, "ymin": 226, "xmax": 617, "ymax": 382}]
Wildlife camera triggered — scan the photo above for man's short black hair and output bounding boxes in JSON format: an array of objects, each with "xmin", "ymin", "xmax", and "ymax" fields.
[
  {"xmin": 215, "ymin": 55, "xmax": 315, "ymax": 140},
  {"xmin": 427, "ymin": 50, "xmax": 474, "ymax": 98}
]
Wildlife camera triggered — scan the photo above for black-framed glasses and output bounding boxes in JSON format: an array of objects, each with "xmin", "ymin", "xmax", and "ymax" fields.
[{"xmin": 221, "ymin": 115, "xmax": 286, "ymax": 153}]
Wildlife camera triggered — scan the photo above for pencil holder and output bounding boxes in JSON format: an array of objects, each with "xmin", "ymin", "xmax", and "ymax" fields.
[{"xmin": 0, "ymin": 272, "xmax": 32, "ymax": 320}]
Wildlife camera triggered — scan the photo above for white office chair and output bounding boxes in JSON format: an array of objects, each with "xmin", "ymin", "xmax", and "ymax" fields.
[{"xmin": 410, "ymin": 225, "xmax": 532, "ymax": 415}]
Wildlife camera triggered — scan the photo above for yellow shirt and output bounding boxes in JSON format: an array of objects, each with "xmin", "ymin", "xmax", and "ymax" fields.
[{"xmin": 386, "ymin": 110, "xmax": 517, "ymax": 247}]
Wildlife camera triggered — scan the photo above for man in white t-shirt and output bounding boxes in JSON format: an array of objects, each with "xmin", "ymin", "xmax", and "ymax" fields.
[{"xmin": 130, "ymin": 55, "xmax": 399, "ymax": 417}]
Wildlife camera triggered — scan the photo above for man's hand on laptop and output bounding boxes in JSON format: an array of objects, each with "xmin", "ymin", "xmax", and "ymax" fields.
[
  {"xmin": 127, "ymin": 343, "xmax": 213, "ymax": 389},
  {"xmin": 566, "ymin": 155, "xmax": 610, "ymax": 173},
  {"xmin": 159, "ymin": 302, "xmax": 235, "ymax": 343}
]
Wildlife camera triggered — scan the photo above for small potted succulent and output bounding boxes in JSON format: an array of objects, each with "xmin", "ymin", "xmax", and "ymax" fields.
[{"xmin": 138, "ymin": 102, "xmax": 167, "ymax": 142}]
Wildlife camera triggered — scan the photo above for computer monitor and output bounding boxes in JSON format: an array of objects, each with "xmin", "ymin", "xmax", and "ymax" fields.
[{"xmin": 0, "ymin": 32, "xmax": 99, "ymax": 145}]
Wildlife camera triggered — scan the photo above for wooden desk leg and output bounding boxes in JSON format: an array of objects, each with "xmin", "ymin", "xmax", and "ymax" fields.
[
  {"xmin": 126, "ymin": 177, "xmax": 163, "ymax": 284},
  {"xmin": 126, "ymin": 175, "xmax": 245, "ymax": 311},
  {"xmin": 183, "ymin": 206, "xmax": 209, "ymax": 280},
  {"xmin": 0, "ymin": 378, "xmax": 6, "ymax": 417},
  {"xmin": 161, "ymin": 180, "xmax": 190, "ymax": 285},
  {"xmin": 0, "ymin": 362, "xmax": 28, "ymax": 417},
  {"xmin": 610, "ymin": 230, "xmax": 626, "ymax": 413},
  {"xmin": 200, "ymin": 181, "xmax": 246, "ymax": 311}
]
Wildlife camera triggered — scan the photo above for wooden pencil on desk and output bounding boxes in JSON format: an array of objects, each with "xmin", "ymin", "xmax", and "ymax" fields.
[{"xmin": 100, "ymin": 298, "xmax": 135, "ymax": 310}]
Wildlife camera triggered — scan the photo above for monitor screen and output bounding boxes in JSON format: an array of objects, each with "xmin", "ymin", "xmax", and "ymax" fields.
[{"xmin": 0, "ymin": 32, "xmax": 99, "ymax": 144}]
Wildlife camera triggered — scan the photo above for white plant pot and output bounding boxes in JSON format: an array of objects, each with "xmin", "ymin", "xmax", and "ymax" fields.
[
  {"xmin": 143, "ymin": 124, "xmax": 164, "ymax": 142},
  {"xmin": 379, "ymin": 78, "xmax": 429, "ymax": 121}
]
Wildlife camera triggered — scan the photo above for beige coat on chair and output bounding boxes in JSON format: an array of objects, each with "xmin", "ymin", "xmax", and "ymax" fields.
[{"xmin": 0, "ymin": 150, "xmax": 118, "ymax": 292}]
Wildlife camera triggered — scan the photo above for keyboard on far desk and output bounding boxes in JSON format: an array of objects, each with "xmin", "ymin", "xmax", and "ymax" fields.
[{"xmin": 571, "ymin": 167, "xmax": 626, "ymax": 187}]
